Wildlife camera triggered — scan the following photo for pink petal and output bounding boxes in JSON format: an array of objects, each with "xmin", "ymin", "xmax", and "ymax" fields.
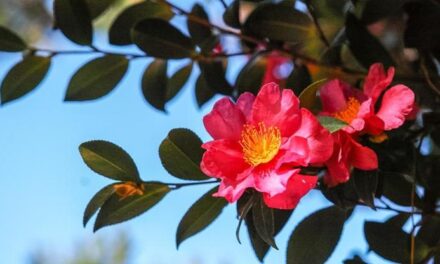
[
  {"xmin": 203, "ymin": 97, "xmax": 246, "ymax": 141},
  {"xmin": 254, "ymin": 168, "xmax": 299, "ymax": 197},
  {"xmin": 363, "ymin": 114, "xmax": 385, "ymax": 136},
  {"xmin": 201, "ymin": 139, "xmax": 249, "ymax": 180},
  {"xmin": 350, "ymin": 139, "xmax": 378, "ymax": 170},
  {"xmin": 236, "ymin": 92, "xmax": 255, "ymax": 121},
  {"xmin": 213, "ymin": 174, "xmax": 254, "ymax": 203},
  {"xmin": 320, "ymin": 79, "xmax": 350, "ymax": 113},
  {"xmin": 278, "ymin": 136, "xmax": 309, "ymax": 166},
  {"xmin": 363, "ymin": 63, "xmax": 395, "ymax": 104},
  {"xmin": 323, "ymin": 131, "xmax": 352, "ymax": 187},
  {"xmin": 376, "ymin": 85, "xmax": 415, "ymax": 130},
  {"xmin": 263, "ymin": 173, "xmax": 317, "ymax": 209},
  {"xmin": 251, "ymin": 83, "xmax": 301, "ymax": 137}
]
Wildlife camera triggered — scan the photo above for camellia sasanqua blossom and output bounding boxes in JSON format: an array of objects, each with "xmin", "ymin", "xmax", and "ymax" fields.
[
  {"xmin": 200, "ymin": 83, "xmax": 333, "ymax": 209},
  {"xmin": 319, "ymin": 63, "xmax": 415, "ymax": 186}
]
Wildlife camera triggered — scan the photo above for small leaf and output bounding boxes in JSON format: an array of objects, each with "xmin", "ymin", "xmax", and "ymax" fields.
[
  {"xmin": 287, "ymin": 206, "xmax": 348, "ymax": 264},
  {"xmin": 352, "ymin": 169, "xmax": 378, "ymax": 208},
  {"xmin": 141, "ymin": 59, "xmax": 168, "ymax": 111},
  {"xmin": 198, "ymin": 60, "xmax": 233, "ymax": 95},
  {"xmin": 318, "ymin": 116, "xmax": 348, "ymax": 133},
  {"xmin": 132, "ymin": 19, "xmax": 196, "ymax": 59},
  {"xmin": 53, "ymin": 0, "xmax": 93, "ymax": 45},
  {"xmin": 1, "ymin": 56, "xmax": 51, "ymax": 105},
  {"xmin": 345, "ymin": 13, "xmax": 395, "ymax": 68},
  {"xmin": 109, "ymin": 1, "xmax": 173, "ymax": 46},
  {"xmin": 166, "ymin": 63, "xmax": 193, "ymax": 101},
  {"xmin": 83, "ymin": 184, "xmax": 115, "ymax": 227},
  {"xmin": 223, "ymin": 0, "xmax": 240, "ymax": 29},
  {"xmin": 343, "ymin": 255, "xmax": 367, "ymax": 264},
  {"xmin": 236, "ymin": 54, "xmax": 267, "ymax": 95},
  {"xmin": 252, "ymin": 195, "xmax": 277, "ymax": 249},
  {"xmin": 286, "ymin": 64, "xmax": 311, "ymax": 95},
  {"xmin": 195, "ymin": 74, "xmax": 215, "ymax": 108},
  {"xmin": 85, "ymin": 0, "xmax": 117, "ymax": 19},
  {"xmin": 159, "ymin": 128, "xmax": 209, "ymax": 181},
  {"xmin": 94, "ymin": 182, "xmax": 169, "ymax": 231},
  {"xmin": 0, "ymin": 26, "xmax": 27, "ymax": 52},
  {"xmin": 79, "ymin": 140, "xmax": 140, "ymax": 182},
  {"xmin": 298, "ymin": 78, "xmax": 327, "ymax": 110},
  {"xmin": 417, "ymin": 215, "xmax": 440, "ymax": 247},
  {"xmin": 65, "ymin": 55, "xmax": 128, "ymax": 101},
  {"xmin": 176, "ymin": 186, "xmax": 227, "ymax": 248},
  {"xmin": 187, "ymin": 4, "xmax": 213, "ymax": 46}
]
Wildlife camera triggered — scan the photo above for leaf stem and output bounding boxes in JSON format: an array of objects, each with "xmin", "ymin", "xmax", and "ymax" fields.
[
  {"xmin": 219, "ymin": 0, "xmax": 228, "ymax": 9},
  {"xmin": 156, "ymin": 179, "xmax": 220, "ymax": 190}
]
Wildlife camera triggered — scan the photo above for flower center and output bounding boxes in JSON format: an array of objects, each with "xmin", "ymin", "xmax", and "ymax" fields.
[
  {"xmin": 240, "ymin": 122, "xmax": 281, "ymax": 166},
  {"xmin": 333, "ymin": 97, "xmax": 360, "ymax": 124}
]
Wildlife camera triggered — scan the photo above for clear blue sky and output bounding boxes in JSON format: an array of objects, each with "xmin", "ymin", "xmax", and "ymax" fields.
[{"xmin": 0, "ymin": 1, "xmax": 394, "ymax": 263}]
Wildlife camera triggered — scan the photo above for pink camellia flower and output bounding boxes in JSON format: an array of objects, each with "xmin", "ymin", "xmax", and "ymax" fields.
[
  {"xmin": 320, "ymin": 63, "xmax": 415, "ymax": 136},
  {"xmin": 201, "ymin": 83, "xmax": 333, "ymax": 209},
  {"xmin": 262, "ymin": 52, "xmax": 290, "ymax": 86}
]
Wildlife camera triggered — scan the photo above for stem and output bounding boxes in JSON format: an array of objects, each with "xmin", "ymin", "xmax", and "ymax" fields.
[
  {"xmin": 305, "ymin": 0, "xmax": 330, "ymax": 48},
  {"xmin": 158, "ymin": 179, "xmax": 220, "ymax": 190},
  {"xmin": 30, "ymin": 47, "xmax": 146, "ymax": 59},
  {"xmin": 219, "ymin": 0, "xmax": 228, "ymax": 9}
]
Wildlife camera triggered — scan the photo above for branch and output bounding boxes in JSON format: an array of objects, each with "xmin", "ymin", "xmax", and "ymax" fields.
[
  {"xmin": 219, "ymin": 0, "xmax": 228, "ymax": 9},
  {"xmin": 155, "ymin": 179, "xmax": 220, "ymax": 190}
]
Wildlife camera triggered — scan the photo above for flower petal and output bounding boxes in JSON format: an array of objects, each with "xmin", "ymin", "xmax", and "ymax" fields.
[
  {"xmin": 363, "ymin": 63, "xmax": 394, "ymax": 104},
  {"xmin": 236, "ymin": 92, "xmax": 255, "ymax": 121},
  {"xmin": 254, "ymin": 168, "xmax": 299, "ymax": 197},
  {"xmin": 376, "ymin": 85, "xmax": 415, "ymax": 130},
  {"xmin": 350, "ymin": 139, "xmax": 378, "ymax": 170},
  {"xmin": 203, "ymin": 97, "xmax": 246, "ymax": 140},
  {"xmin": 213, "ymin": 174, "xmax": 254, "ymax": 203},
  {"xmin": 320, "ymin": 79, "xmax": 350, "ymax": 113},
  {"xmin": 251, "ymin": 82, "xmax": 301, "ymax": 137},
  {"xmin": 263, "ymin": 173, "xmax": 317, "ymax": 209}
]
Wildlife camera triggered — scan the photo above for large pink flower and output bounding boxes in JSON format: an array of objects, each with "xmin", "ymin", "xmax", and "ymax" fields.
[
  {"xmin": 320, "ymin": 63, "xmax": 415, "ymax": 136},
  {"xmin": 201, "ymin": 83, "xmax": 333, "ymax": 209}
]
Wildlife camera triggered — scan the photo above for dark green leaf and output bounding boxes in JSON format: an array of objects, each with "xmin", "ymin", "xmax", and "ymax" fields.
[
  {"xmin": 285, "ymin": 64, "xmax": 311, "ymax": 94},
  {"xmin": 357, "ymin": 0, "xmax": 405, "ymax": 24},
  {"xmin": 352, "ymin": 169, "xmax": 378, "ymax": 208},
  {"xmin": 79, "ymin": 140, "xmax": 140, "ymax": 182},
  {"xmin": 298, "ymin": 78, "xmax": 327, "ymax": 110},
  {"xmin": 318, "ymin": 116, "xmax": 348, "ymax": 133},
  {"xmin": 0, "ymin": 26, "xmax": 27, "ymax": 52},
  {"xmin": 176, "ymin": 186, "xmax": 227, "ymax": 248},
  {"xmin": 141, "ymin": 59, "xmax": 168, "ymax": 111},
  {"xmin": 83, "ymin": 184, "xmax": 115, "ymax": 227},
  {"xmin": 85, "ymin": 0, "xmax": 117, "ymax": 19},
  {"xmin": 195, "ymin": 74, "xmax": 215, "ymax": 108},
  {"xmin": 246, "ymin": 211, "xmax": 270, "ymax": 262},
  {"xmin": 252, "ymin": 195, "xmax": 277, "ymax": 249},
  {"xmin": 188, "ymin": 4, "xmax": 213, "ymax": 46},
  {"xmin": 287, "ymin": 206, "xmax": 348, "ymax": 264},
  {"xmin": 65, "ymin": 55, "xmax": 128, "ymax": 101},
  {"xmin": 1, "ymin": 56, "xmax": 51, "ymax": 105},
  {"xmin": 244, "ymin": 3, "xmax": 315, "ymax": 43},
  {"xmin": 53, "ymin": 0, "xmax": 93, "ymax": 45},
  {"xmin": 198, "ymin": 60, "xmax": 232, "ymax": 95},
  {"xmin": 236, "ymin": 54, "xmax": 267, "ymax": 95},
  {"xmin": 321, "ymin": 179, "xmax": 359, "ymax": 209},
  {"xmin": 343, "ymin": 255, "xmax": 367, "ymax": 264},
  {"xmin": 345, "ymin": 13, "xmax": 395, "ymax": 68},
  {"xmin": 132, "ymin": 19, "xmax": 196, "ymax": 59},
  {"xmin": 380, "ymin": 171, "xmax": 422, "ymax": 207},
  {"xmin": 159, "ymin": 128, "xmax": 209, "ymax": 181},
  {"xmin": 166, "ymin": 63, "xmax": 193, "ymax": 101},
  {"xmin": 223, "ymin": 0, "xmax": 240, "ymax": 28},
  {"xmin": 94, "ymin": 182, "xmax": 169, "ymax": 231},
  {"xmin": 417, "ymin": 215, "xmax": 440, "ymax": 247},
  {"xmin": 109, "ymin": 1, "xmax": 173, "ymax": 46}
]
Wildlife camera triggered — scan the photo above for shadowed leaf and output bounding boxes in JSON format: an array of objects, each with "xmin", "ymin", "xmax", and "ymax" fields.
[
  {"xmin": 0, "ymin": 26, "xmax": 27, "ymax": 52},
  {"xmin": 141, "ymin": 59, "xmax": 168, "ymax": 111}
]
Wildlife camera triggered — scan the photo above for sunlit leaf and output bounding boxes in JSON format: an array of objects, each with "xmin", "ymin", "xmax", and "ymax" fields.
[
  {"xmin": 298, "ymin": 78, "xmax": 327, "ymax": 110},
  {"xmin": 83, "ymin": 184, "xmax": 115, "ymax": 227},
  {"xmin": 318, "ymin": 116, "xmax": 347, "ymax": 133}
]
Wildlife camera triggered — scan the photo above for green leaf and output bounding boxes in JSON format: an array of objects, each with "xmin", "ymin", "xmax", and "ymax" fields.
[
  {"xmin": 85, "ymin": 0, "xmax": 117, "ymax": 19},
  {"xmin": 198, "ymin": 60, "xmax": 233, "ymax": 95},
  {"xmin": 352, "ymin": 169, "xmax": 378, "ymax": 208},
  {"xmin": 141, "ymin": 59, "xmax": 168, "ymax": 111},
  {"xmin": 0, "ymin": 26, "xmax": 27, "ymax": 52},
  {"xmin": 109, "ymin": 1, "xmax": 173, "ymax": 46},
  {"xmin": 132, "ymin": 19, "xmax": 196, "ymax": 59},
  {"xmin": 343, "ymin": 255, "xmax": 367, "ymax": 264},
  {"xmin": 287, "ymin": 206, "xmax": 348, "ymax": 264},
  {"xmin": 236, "ymin": 54, "xmax": 267, "ymax": 95},
  {"xmin": 166, "ymin": 63, "xmax": 193, "ymax": 101},
  {"xmin": 223, "ymin": 0, "xmax": 240, "ymax": 28},
  {"xmin": 159, "ymin": 128, "xmax": 209, "ymax": 181},
  {"xmin": 65, "ymin": 55, "xmax": 129, "ymax": 101},
  {"xmin": 79, "ymin": 140, "xmax": 140, "ymax": 182},
  {"xmin": 176, "ymin": 186, "xmax": 227, "ymax": 248},
  {"xmin": 380, "ymin": 171, "xmax": 422, "ymax": 207},
  {"xmin": 53, "ymin": 0, "xmax": 93, "ymax": 46},
  {"xmin": 244, "ymin": 3, "xmax": 315, "ymax": 43},
  {"xmin": 357, "ymin": 0, "xmax": 405, "ymax": 24},
  {"xmin": 252, "ymin": 195, "xmax": 277, "ymax": 249},
  {"xmin": 298, "ymin": 78, "xmax": 327, "ymax": 110},
  {"xmin": 286, "ymin": 64, "xmax": 311, "ymax": 95},
  {"xmin": 1, "ymin": 56, "xmax": 51, "ymax": 105},
  {"xmin": 83, "ymin": 184, "xmax": 115, "ymax": 227},
  {"xmin": 195, "ymin": 74, "xmax": 215, "ymax": 108},
  {"xmin": 345, "ymin": 13, "xmax": 395, "ymax": 68},
  {"xmin": 364, "ymin": 214, "xmax": 430, "ymax": 263},
  {"xmin": 94, "ymin": 182, "xmax": 170, "ymax": 231},
  {"xmin": 187, "ymin": 4, "xmax": 213, "ymax": 46},
  {"xmin": 318, "ymin": 116, "xmax": 348, "ymax": 133}
]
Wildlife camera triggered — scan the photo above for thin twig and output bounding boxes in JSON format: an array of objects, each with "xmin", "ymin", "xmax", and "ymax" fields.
[
  {"xmin": 159, "ymin": 179, "xmax": 220, "ymax": 190},
  {"xmin": 305, "ymin": 0, "xmax": 330, "ymax": 48},
  {"xmin": 219, "ymin": 0, "xmax": 228, "ymax": 9}
]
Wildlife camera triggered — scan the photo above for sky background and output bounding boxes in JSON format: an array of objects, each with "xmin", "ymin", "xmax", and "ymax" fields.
[{"xmin": 0, "ymin": 0, "xmax": 397, "ymax": 263}]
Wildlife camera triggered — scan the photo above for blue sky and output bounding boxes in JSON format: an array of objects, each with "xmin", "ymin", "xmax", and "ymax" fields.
[{"xmin": 0, "ymin": 1, "xmax": 396, "ymax": 263}]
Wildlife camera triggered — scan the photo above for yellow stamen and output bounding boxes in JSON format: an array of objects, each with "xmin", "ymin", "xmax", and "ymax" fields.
[
  {"xmin": 113, "ymin": 182, "xmax": 144, "ymax": 200},
  {"xmin": 369, "ymin": 132, "xmax": 389, "ymax": 143},
  {"xmin": 240, "ymin": 122, "xmax": 281, "ymax": 166},
  {"xmin": 333, "ymin": 97, "xmax": 361, "ymax": 124}
]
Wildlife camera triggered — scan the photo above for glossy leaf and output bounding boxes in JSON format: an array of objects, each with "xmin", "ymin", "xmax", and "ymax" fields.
[
  {"xmin": 318, "ymin": 116, "xmax": 348, "ymax": 133},
  {"xmin": 223, "ymin": 0, "xmax": 240, "ymax": 28},
  {"xmin": 0, "ymin": 26, "xmax": 27, "ymax": 52},
  {"xmin": 187, "ymin": 4, "xmax": 213, "ymax": 46},
  {"xmin": 79, "ymin": 140, "xmax": 140, "ymax": 182},
  {"xmin": 1, "ymin": 56, "xmax": 51, "ymax": 105},
  {"xmin": 132, "ymin": 19, "xmax": 196, "ymax": 59},
  {"xmin": 65, "ymin": 55, "xmax": 129, "ymax": 101},
  {"xmin": 85, "ymin": 0, "xmax": 117, "ymax": 19},
  {"xmin": 195, "ymin": 74, "xmax": 215, "ymax": 108},
  {"xmin": 236, "ymin": 54, "xmax": 267, "ymax": 95},
  {"xmin": 166, "ymin": 63, "xmax": 193, "ymax": 101},
  {"xmin": 53, "ymin": 0, "xmax": 93, "ymax": 45},
  {"xmin": 287, "ymin": 206, "xmax": 348, "ymax": 264},
  {"xmin": 109, "ymin": 1, "xmax": 173, "ymax": 46},
  {"xmin": 198, "ymin": 61, "xmax": 232, "ymax": 95},
  {"xmin": 159, "ymin": 128, "xmax": 209, "ymax": 181},
  {"xmin": 176, "ymin": 186, "xmax": 227, "ymax": 248},
  {"xmin": 346, "ymin": 13, "xmax": 395, "ymax": 68},
  {"xmin": 141, "ymin": 59, "xmax": 168, "ymax": 111},
  {"xmin": 298, "ymin": 78, "xmax": 327, "ymax": 110},
  {"xmin": 252, "ymin": 195, "xmax": 277, "ymax": 249},
  {"xmin": 83, "ymin": 184, "xmax": 115, "ymax": 227},
  {"xmin": 94, "ymin": 182, "xmax": 170, "ymax": 231}
]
